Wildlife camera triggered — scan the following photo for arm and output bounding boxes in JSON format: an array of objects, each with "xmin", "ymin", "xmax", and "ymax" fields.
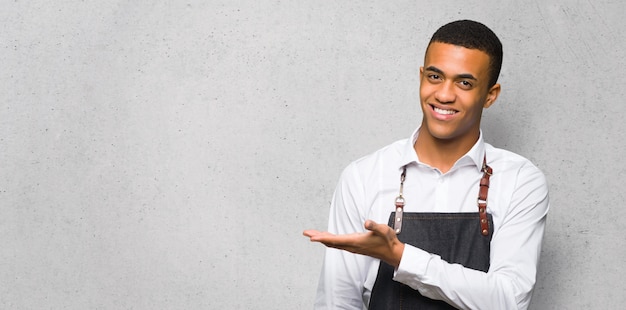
[
  {"xmin": 304, "ymin": 220, "xmax": 405, "ymax": 268},
  {"xmin": 305, "ymin": 163, "xmax": 375, "ymax": 309},
  {"xmin": 394, "ymin": 163, "xmax": 549, "ymax": 309}
]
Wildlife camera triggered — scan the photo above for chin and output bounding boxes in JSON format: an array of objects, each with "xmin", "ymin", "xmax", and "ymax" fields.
[{"xmin": 423, "ymin": 124, "xmax": 455, "ymax": 140}]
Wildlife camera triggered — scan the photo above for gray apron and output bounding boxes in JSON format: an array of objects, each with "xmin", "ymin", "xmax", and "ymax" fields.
[{"xmin": 369, "ymin": 158, "xmax": 493, "ymax": 310}]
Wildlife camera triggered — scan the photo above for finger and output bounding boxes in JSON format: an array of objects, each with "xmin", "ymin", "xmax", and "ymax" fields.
[
  {"xmin": 302, "ymin": 229, "xmax": 321, "ymax": 238},
  {"xmin": 364, "ymin": 220, "xmax": 382, "ymax": 232},
  {"xmin": 311, "ymin": 232, "xmax": 361, "ymax": 247},
  {"xmin": 364, "ymin": 220, "xmax": 393, "ymax": 238},
  {"xmin": 363, "ymin": 220, "xmax": 376, "ymax": 231},
  {"xmin": 304, "ymin": 231, "xmax": 340, "ymax": 243}
]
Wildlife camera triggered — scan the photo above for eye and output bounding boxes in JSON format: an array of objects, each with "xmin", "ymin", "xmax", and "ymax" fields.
[
  {"xmin": 458, "ymin": 80, "xmax": 473, "ymax": 89},
  {"xmin": 427, "ymin": 74, "xmax": 442, "ymax": 82}
]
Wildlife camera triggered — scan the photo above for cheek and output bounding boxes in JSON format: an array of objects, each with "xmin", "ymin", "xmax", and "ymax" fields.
[
  {"xmin": 419, "ymin": 83, "xmax": 433, "ymax": 101},
  {"xmin": 463, "ymin": 97, "xmax": 487, "ymax": 117}
]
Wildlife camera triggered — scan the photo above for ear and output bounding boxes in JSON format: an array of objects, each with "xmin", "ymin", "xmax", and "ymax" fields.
[
  {"xmin": 483, "ymin": 83, "xmax": 501, "ymax": 109},
  {"xmin": 419, "ymin": 66, "xmax": 424, "ymax": 79}
]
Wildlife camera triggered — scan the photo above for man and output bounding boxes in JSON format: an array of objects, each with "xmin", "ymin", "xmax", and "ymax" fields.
[{"xmin": 303, "ymin": 20, "xmax": 549, "ymax": 309}]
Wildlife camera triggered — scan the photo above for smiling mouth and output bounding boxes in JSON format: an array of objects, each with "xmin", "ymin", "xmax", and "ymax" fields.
[{"xmin": 431, "ymin": 105, "xmax": 458, "ymax": 115}]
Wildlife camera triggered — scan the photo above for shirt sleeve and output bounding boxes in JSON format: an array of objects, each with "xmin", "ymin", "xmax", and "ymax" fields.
[
  {"xmin": 393, "ymin": 162, "xmax": 550, "ymax": 310},
  {"xmin": 314, "ymin": 162, "xmax": 375, "ymax": 310}
]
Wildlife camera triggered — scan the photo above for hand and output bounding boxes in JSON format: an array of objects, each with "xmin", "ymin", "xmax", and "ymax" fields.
[{"xmin": 303, "ymin": 220, "xmax": 405, "ymax": 268}]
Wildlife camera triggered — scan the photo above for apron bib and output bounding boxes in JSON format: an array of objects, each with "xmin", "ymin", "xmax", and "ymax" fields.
[{"xmin": 369, "ymin": 158, "xmax": 494, "ymax": 309}]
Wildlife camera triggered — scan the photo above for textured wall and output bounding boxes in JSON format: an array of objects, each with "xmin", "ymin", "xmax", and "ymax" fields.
[{"xmin": 1, "ymin": 1, "xmax": 624, "ymax": 309}]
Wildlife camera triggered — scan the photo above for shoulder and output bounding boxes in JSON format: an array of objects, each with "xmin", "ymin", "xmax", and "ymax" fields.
[
  {"xmin": 341, "ymin": 138, "xmax": 408, "ymax": 179},
  {"xmin": 486, "ymin": 144, "xmax": 543, "ymax": 172},
  {"xmin": 331, "ymin": 138, "xmax": 409, "ymax": 211},
  {"xmin": 485, "ymin": 143, "xmax": 548, "ymax": 192}
]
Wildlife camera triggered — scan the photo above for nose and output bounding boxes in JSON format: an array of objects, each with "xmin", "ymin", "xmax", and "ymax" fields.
[{"xmin": 434, "ymin": 81, "xmax": 456, "ymax": 104}]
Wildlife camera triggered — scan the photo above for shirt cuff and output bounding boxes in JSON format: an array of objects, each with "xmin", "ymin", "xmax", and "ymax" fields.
[{"xmin": 392, "ymin": 243, "xmax": 432, "ymax": 290}]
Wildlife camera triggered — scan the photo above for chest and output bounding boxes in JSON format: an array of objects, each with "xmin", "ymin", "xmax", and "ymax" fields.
[{"xmin": 364, "ymin": 166, "xmax": 510, "ymax": 226}]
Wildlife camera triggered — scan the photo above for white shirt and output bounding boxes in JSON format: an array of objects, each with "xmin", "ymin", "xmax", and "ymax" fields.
[{"xmin": 314, "ymin": 128, "xmax": 549, "ymax": 309}]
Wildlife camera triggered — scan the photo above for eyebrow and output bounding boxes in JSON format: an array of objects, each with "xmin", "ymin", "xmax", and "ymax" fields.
[{"xmin": 424, "ymin": 66, "xmax": 478, "ymax": 81}]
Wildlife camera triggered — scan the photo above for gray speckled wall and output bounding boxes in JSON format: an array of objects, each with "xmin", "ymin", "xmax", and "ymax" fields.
[{"xmin": 2, "ymin": 1, "xmax": 624, "ymax": 309}]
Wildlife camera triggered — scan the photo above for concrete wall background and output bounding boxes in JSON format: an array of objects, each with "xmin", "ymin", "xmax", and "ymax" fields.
[{"xmin": 2, "ymin": 1, "xmax": 624, "ymax": 309}]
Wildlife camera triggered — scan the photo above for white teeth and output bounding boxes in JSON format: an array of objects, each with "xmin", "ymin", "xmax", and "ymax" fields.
[{"xmin": 434, "ymin": 107, "xmax": 456, "ymax": 115}]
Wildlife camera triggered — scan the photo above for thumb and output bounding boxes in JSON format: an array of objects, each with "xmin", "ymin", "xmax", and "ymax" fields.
[
  {"xmin": 364, "ymin": 220, "xmax": 381, "ymax": 232},
  {"xmin": 365, "ymin": 220, "xmax": 394, "ymax": 238}
]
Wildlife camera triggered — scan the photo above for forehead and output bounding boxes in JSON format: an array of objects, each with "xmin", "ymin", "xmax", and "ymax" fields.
[{"xmin": 424, "ymin": 42, "xmax": 491, "ymax": 78}]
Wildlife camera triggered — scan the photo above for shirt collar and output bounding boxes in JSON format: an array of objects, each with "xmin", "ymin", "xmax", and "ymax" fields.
[{"xmin": 397, "ymin": 127, "xmax": 486, "ymax": 173}]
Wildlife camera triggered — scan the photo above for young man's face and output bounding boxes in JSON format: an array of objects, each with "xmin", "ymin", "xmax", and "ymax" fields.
[{"xmin": 419, "ymin": 42, "xmax": 500, "ymax": 145}]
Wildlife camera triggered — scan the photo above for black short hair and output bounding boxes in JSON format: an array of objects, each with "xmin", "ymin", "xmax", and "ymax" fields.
[{"xmin": 428, "ymin": 20, "xmax": 503, "ymax": 88}]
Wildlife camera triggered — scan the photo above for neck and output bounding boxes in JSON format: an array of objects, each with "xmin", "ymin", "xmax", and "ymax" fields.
[{"xmin": 414, "ymin": 128, "xmax": 480, "ymax": 173}]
